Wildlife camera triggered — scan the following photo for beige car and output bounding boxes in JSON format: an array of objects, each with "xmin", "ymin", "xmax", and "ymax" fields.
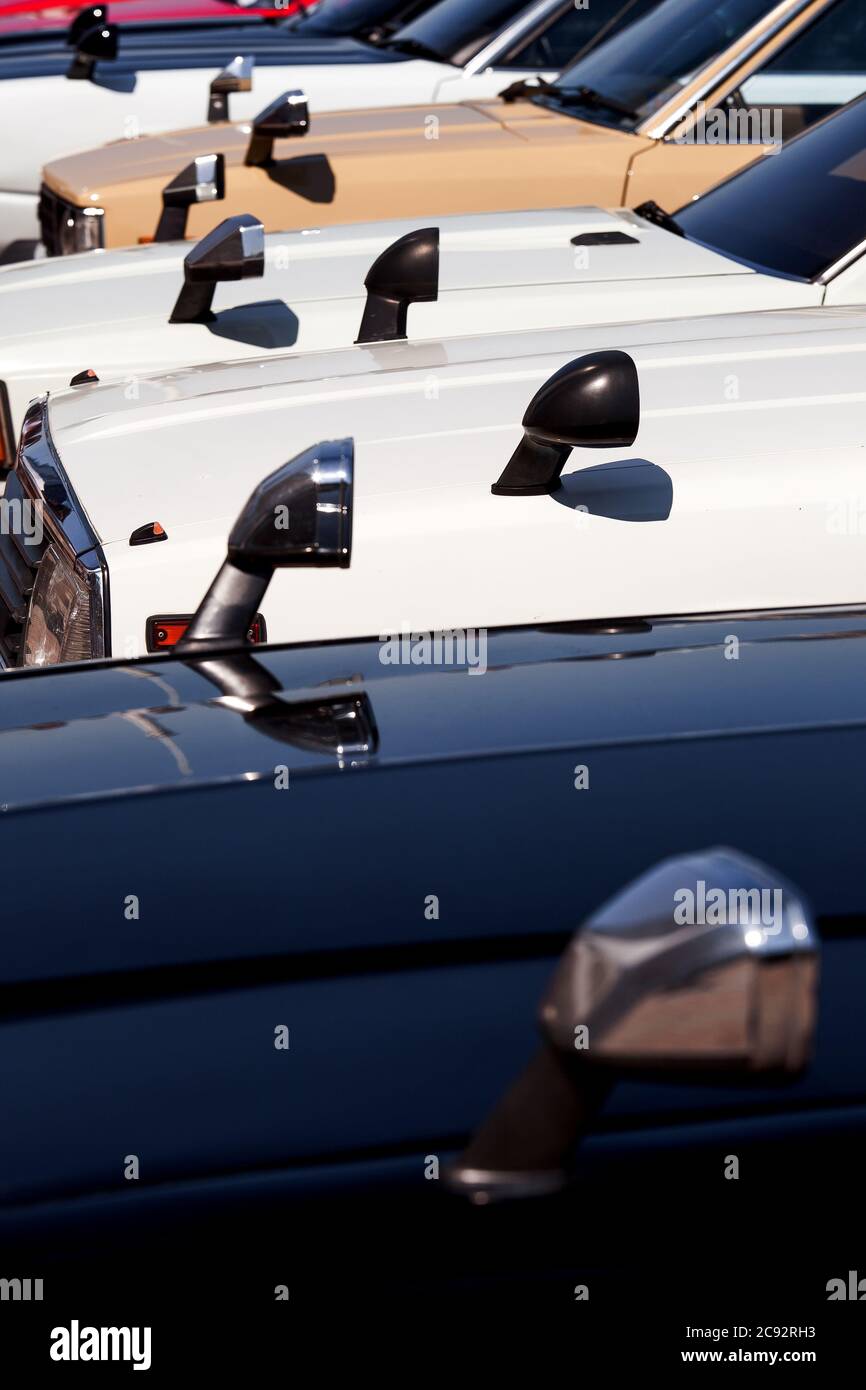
[{"xmin": 40, "ymin": 0, "xmax": 866, "ymax": 252}]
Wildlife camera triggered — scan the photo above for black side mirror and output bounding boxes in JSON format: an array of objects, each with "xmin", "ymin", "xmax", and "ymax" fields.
[
  {"xmin": 67, "ymin": 18, "xmax": 118, "ymax": 81},
  {"xmin": 446, "ymin": 849, "xmax": 820, "ymax": 1202},
  {"xmin": 356, "ymin": 227, "xmax": 439, "ymax": 344},
  {"xmin": 207, "ymin": 54, "xmax": 254, "ymax": 124},
  {"xmin": 169, "ymin": 214, "xmax": 265, "ymax": 324},
  {"xmin": 154, "ymin": 154, "xmax": 226, "ymax": 243},
  {"xmin": 245, "ymin": 91, "xmax": 310, "ymax": 167},
  {"xmin": 179, "ymin": 439, "xmax": 353, "ymax": 652},
  {"xmin": 67, "ymin": 4, "xmax": 108, "ymax": 47},
  {"xmin": 491, "ymin": 351, "xmax": 640, "ymax": 497}
]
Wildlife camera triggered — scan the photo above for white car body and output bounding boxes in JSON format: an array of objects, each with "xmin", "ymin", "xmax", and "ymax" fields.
[
  {"xmin": 6, "ymin": 196, "xmax": 866, "ymax": 435},
  {"xmin": 11, "ymin": 305, "xmax": 866, "ymax": 664},
  {"xmin": 0, "ymin": 0, "xmax": 571, "ymax": 249}
]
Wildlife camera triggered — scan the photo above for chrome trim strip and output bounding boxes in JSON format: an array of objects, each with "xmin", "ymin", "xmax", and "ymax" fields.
[
  {"xmin": 463, "ymin": 0, "xmax": 566, "ymax": 75},
  {"xmin": 639, "ymin": 0, "xmax": 823, "ymax": 140},
  {"xmin": 818, "ymin": 237, "xmax": 866, "ymax": 286},
  {"xmin": 17, "ymin": 396, "xmax": 100, "ymax": 559},
  {"xmin": 16, "ymin": 395, "xmax": 110, "ymax": 659}
]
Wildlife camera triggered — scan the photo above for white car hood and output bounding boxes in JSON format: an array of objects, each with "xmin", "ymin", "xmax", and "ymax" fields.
[
  {"xmin": 0, "ymin": 205, "xmax": 742, "ymax": 336},
  {"xmin": 46, "ymin": 303, "xmax": 866, "ymax": 552},
  {"xmin": 1, "ymin": 204, "xmax": 798, "ymax": 435}
]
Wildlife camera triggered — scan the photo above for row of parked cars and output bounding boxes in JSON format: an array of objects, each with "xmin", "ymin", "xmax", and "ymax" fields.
[{"xmin": 1, "ymin": 0, "xmax": 865, "ymax": 1346}]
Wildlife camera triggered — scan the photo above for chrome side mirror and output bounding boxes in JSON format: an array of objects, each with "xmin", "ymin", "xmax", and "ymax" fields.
[
  {"xmin": 492, "ymin": 350, "xmax": 640, "ymax": 496},
  {"xmin": 207, "ymin": 54, "xmax": 254, "ymax": 124},
  {"xmin": 179, "ymin": 439, "xmax": 353, "ymax": 652},
  {"xmin": 169, "ymin": 214, "xmax": 265, "ymax": 324},
  {"xmin": 155, "ymin": 154, "xmax": 226, "ymax": 243},
  {"xmin": 245, "ymin": 91, "xmax": 310, "ymax": 167},
  {"xmin": 446, "ymin": 849, "xmax": 820, "ymax": 1202}
]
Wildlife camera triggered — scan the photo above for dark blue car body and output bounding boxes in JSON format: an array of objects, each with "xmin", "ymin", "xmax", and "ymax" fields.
[{"xmin": 1, "ymin": 606, "xmax": 865, "ymax": 1329}]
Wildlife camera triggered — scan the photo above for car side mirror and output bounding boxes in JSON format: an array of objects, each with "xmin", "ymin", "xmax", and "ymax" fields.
[
  {"xmin": 446, "ymin": 848, "xmax": 820, "ymax": 1202},
  {"xmin": 67, "ymin": 4, "xmax": 108, "ymax": 46},
  {"xmin": 154, "ymin": 154, "xmax": 226, "ymax": 243},
  {"xmin": 356, "ymin": 227, "xmax": 439, "ymax": 344},
  {"xmin": 178, "ymin": 439, "xmax": 353, "ymax": 652},
  {"xmin": 208, "ymin": 54, "xmax": 254, "ymax": 124},
  {"xmin": 67, "ymin": 17, "xmax": 118, "ymax": 81},
  {"xmin": 491, "ymin": 350, "xmax": 640, "ymax": 496},
  {"xmin": 169, "ymin": 214, "xmax": 265, "ymax": 324},
  {"xmin": 245, "ymin": 91, "xmax": 310, "ymax": 167}
]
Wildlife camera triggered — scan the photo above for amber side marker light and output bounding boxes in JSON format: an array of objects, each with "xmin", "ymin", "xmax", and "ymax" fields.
[{"xmin": 147, "ymin": 614, "xmax": 266, "ymax": 653}]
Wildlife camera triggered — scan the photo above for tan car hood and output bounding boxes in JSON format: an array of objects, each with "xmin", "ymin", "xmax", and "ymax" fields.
[{"xmin": 43, "ymin": 101, "xmax": 647, "ymax": 246}]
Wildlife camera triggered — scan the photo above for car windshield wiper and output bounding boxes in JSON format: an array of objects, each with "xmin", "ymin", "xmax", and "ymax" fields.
[
  {"xmin": 499, "ymin": 75, "xmax": 560, "ymax": 104},
  {"xmin": 380, "ymin": 37, "xmax": 446, "ymax": 62},
  {"xmin": 553, "ymin": 84, "xmax": 638, "ymax": 120},
  {"xmin": 634, "ymin": 199, "xmax": 686, "ymax": 238}
]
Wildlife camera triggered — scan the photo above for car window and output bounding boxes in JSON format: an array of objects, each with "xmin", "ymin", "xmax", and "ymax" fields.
[
  {"xmin": 740, "ymin": 0, "xmax": 866, "ymax": 138},
  {"xmin": 389, "ymin": 0, "xmax": 531, "ymax": 66},
  {"xmin": 550, "ymin": 0, "xmax": 774, "ymax": 130},
  {"xmin": 674, "ymin": 93, "xmax": 866, "ymax": 281},
  {"xmin": 499, "ymin": 0, "xmax": 662, "ymax": 72},
  {"xmin": 290, "ymin": 0, "xmax": 430, "ymax": 37}
]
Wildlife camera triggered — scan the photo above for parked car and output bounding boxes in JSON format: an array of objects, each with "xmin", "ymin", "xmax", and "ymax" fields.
[
  {"xmin": 4, "ymin": 88, "xmax": 866, "ymax": 447},
  {"xmin": 0, "ymin": 0, "xmax": 313, "ymax": 40},
  {"xmin": 4, "ymin": 292, "xmax": 866, "ymax": 668},
  {"xmin": 37, "ymin": 0, "xmax": 866, "ymax": 254},
  {"xmin": 0, "ymin": 457, "xmax": 862, "ymax": 1321},
  {"xmin": 0, "ymin": 0, "xmax": 656, "ymax": 256}
]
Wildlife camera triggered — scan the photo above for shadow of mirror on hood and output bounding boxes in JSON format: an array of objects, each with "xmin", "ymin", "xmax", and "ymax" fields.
[
  {"xmin": 265, "ymin": 152, "xmax": 336, "ymax": 203},
  {"xmin": 205, "ymin": 300, "xmax": 301, "ymax": 350},
  {"xmin": 91, "ymin": 68, "xmax": 137, "ymax": 94},
  {"xmin": 552, "ymin": 459, "xmax": 673, "ymax": 522}
]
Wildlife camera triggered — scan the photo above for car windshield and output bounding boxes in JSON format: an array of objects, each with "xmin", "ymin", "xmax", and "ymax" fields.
[
  {"xmin": 549, "ymin": 0, "xmax": 776, "ymax": 130},
  {"xmin": 674, "ymin": 94, "xmax": 866, "ymax": 280},
  {"xmin": 384, "ymin": 0, "xmax": 531, "ymax": 66},
  {"xmin": 289, "ymin": 0, "xmax": 430, "ymax": 38}
]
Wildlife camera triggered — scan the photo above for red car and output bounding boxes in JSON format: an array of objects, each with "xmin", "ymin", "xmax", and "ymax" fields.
[{"xmin": 0, "ymin": 0, "xmax": 316, "ymax": 36}]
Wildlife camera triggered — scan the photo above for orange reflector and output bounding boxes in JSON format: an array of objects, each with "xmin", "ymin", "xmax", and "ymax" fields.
[
  {"xmin": 146, "ymin": 615, "xmax": 266, "ymax": 652},
  {"xmin": 137, "ymin": 236, "xmax": 154, "ymax": 244}
]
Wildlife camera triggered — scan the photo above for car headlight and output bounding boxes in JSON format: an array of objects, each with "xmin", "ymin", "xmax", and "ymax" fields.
[
  {"xmin": 60, "ymin": 205, "xmax": 105, "ymax": 255},
  {"xmin": 23, "ymin": 544, "xmax": 106, "ymax": 666}
]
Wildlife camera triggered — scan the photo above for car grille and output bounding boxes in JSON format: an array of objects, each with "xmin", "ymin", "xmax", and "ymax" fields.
[
  {"xmin": 38, "ymin": 183, "xmax": 77, "ymax": 258},
  {"xmin": 0, "ymin": 469, "xmax": 47, "ymax": 666}
]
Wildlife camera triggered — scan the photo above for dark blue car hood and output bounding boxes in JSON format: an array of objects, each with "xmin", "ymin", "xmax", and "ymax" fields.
[
  {"xmin": 1, "ymin": 607, "xmax": 865, "ymax": 1222},
  {"xmin": 1, "ymin": 608, "xmax": 865, "ymax": 986}
]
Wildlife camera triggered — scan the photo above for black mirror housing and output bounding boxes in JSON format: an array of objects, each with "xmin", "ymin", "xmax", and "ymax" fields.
[
  {"xmin": 67, "ymin": 4, "xmax": 108, "ymax": 47},
  {"xmin": 356, "ymin": 227, "xmax": 439, "ymax": 344},
  {"xmin": 492, "ymin": 350, "xmax": 640, "ymax": 496},
  {"xmin": 179, "ymin": 440, "xmax": 353, "ymax": 652},
  {"xmin": 208, "ymin": 54, "xmax": 254, "ymax": 124},
  {"xmin": 228, "ymin": 439, "xmax": 353, "ymax": 571},
  {"xmin": 67, "ymin": 18, "xmax": 118, "ymax": 80},
  {"xmin": 154, "ymin": 154, "xmax": 226, "ymax": 243},
  {"xmin": 245, "ymin": 91, "xmax": 310, "ymax": 167},
  {"xmin": 169, "ymin": 214, "xmax": 265, "ymax": 324}
]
